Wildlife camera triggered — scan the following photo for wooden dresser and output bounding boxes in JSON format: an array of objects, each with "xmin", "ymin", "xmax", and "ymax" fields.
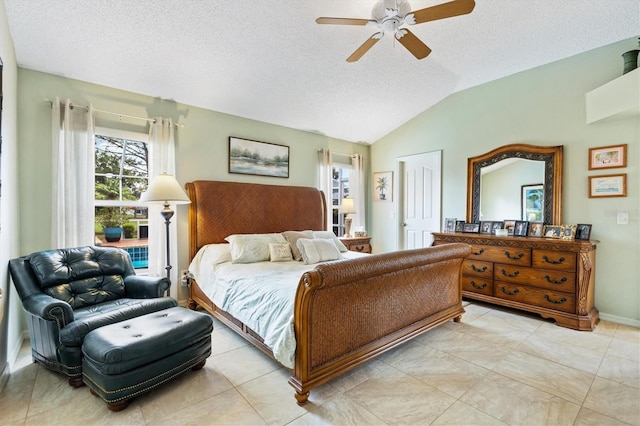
[
  {"xmin": 340, "ymin": 236, "xmax": 372, "ymax": 253},
  {"xmin": 433, "ymin": 233, "xmax": 598, "ymax": 330}
]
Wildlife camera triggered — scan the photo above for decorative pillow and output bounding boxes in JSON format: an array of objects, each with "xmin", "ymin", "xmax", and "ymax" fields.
[
  {"xmin": 313, "ymin": 230, "xmax": 348, "ymax": 252},
  {"xmin": 269, "ymin": 243, "xmax": 293, "ymax": 262},
  {"xmin": 296, "ymin": 238, "xmax": 342, "ymax": 265},
  {"xmin": 282, "ymin": 230, "xmax": 315, "ymax": 261},
  {"xmin": 225, "ymin": 233, "xmax": 287, "ymax": 263}
]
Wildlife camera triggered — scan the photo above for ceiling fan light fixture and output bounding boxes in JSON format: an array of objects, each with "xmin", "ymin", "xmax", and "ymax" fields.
[{"xmin": 372, "ymin": 0, "xmax": 411, "ymax": 21}]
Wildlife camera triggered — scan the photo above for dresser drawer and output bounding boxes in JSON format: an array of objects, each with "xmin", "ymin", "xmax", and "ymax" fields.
[
  {"xmin": 348, "ymin": 243, "xmax": 371, "ymax": 253},
  {"xmin": 462, "ymin": 259, "xmax": 493, "ymax": 278},
  {"xmin": 462, "ymin": 276, "xmax": 493, "ymax": 296},
  {"xmin": 494, "ymin": 282, "xmax": 575, "ymax": 313},
  {"xmin": 468, "ymin": 244, "xmax": 531, "ymax": 266},
  {"xmin": 494, "ymin": 264, "xmax": 576, "ymax": 292},
  {"xmin": 532, "ymin": 250, "xmax": 577, "ymax": 272}
]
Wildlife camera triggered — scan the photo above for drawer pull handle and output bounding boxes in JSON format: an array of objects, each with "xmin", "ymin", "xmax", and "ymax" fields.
[
  {"xmin": 544, "ymin": 294, "xmax": 567, "ymax": 305},
  {"xmin": 471, "ymin": 264, "xmax": 487, "ymax": 273},
  {"xmin": 472, "ymin": 248, "xmax": 485, "ymax": 256},
  {"xmin": 355, "ymin": 246, "xmax": 364, "ymax": 252},
  {"xmin": 500, "ymin": 286, "xmax": 519, "ymax": 296},
  {"xmin": 500, "ymin": 269, "xmax": 520, "ymax": 278},
  {"xmin": 470, "ymin": 281, "xmax": 487, "ymax": 290},
  {"xmin": 504, "ymin": 251, "xmax": 524, "ymax": 260},
  {"xmin": 542, "ymin": 255, "xmax": 565, "ymax": 265},
  {"xmin": 543, "ymin": 275, "xmax": 567, "ymax": 285}
]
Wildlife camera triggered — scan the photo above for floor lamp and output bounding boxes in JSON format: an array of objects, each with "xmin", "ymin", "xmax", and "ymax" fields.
[
  {"xmin": 140, "ymin": 173, "xmax": 191, "ymax": 297},
  {"xmin": 339, "ymin": 197, "xmax": 356, "ymax": 238}
]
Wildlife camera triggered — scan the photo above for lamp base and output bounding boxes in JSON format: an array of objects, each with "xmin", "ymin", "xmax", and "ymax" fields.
[{"xmin": 344, "ymin": 217, "xmax": 353, "ymax": 238}]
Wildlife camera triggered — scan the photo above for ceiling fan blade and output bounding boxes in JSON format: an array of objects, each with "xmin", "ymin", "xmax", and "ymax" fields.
[
  {"xmin": 411, "ymin": 0, "xmax": 475, "ymax": 24},
  {"xmin": 347, "ymin": 35, "xmax": 381, "ymax": 62},
  {"xmin": 396, "ymin": 29, "xmax": 432, "ymax": 60},
  {"xmin": 316, "ymin": 17, "xmax": 372, "ymax": 26}
]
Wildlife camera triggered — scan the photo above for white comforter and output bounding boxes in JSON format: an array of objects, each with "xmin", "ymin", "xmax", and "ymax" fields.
[{"xmin": 188, "ymin": 244, "xmax": 366, "ymax": 368}]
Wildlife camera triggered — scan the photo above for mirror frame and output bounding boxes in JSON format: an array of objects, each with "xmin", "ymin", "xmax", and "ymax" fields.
[{"xmin": 467, "ymin": 144, "xmax": 563, "ymax": 225}]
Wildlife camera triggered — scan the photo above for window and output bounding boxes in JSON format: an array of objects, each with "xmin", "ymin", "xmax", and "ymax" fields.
[
  {"xmin": 94, "ymin": 128, "xmax": 150, "ymax": 268},
  {"xmin": 331, "ymin": 166, "xmax": 350, "ymax": 236}
]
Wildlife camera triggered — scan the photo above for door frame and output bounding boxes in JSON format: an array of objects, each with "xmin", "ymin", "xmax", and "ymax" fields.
[{"xmin": 395, "ymin": 150, "xmax": 443, "ymax": 250}]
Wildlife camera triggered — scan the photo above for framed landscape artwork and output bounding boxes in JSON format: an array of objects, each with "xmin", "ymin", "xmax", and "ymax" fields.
[
  {"xmin": 229, "ymin": 137, "xmax": 289, "ymax": 178},
  {"xmin": 588, "ymin": 174, "xmax": 627, "ymax": 198}
]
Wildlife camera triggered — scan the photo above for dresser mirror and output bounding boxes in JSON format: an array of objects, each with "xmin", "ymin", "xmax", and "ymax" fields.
[{"xmin": 467, "ymin": 144, "xmax": 563, "ymax": 225}]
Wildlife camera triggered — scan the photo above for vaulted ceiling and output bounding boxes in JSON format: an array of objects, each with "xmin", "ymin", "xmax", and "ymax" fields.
[{"xmin": 4, "ymin": 0, "xmax": 639, "ymax": 143}]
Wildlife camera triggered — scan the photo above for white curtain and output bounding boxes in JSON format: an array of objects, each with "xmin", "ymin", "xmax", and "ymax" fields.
[
  {"xmin": 317, "ymin": 149, "xmax": 333, "ymax": 230},
  {"xmin": 51, "ymin": 98, "xmax": 95, "ymax": 248},
  {"xmin": 147, "ymin": 118, "xmax": 178, "ymax": 290},
  {"xmin": 350, "ymin": 154, "xmax": 366, "ymax": 232}
]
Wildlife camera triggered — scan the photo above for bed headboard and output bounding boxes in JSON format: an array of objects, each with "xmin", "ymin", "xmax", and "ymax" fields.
[{"xmin": 186, "ymin": 180, "xmax": 327, "ymax": 260}]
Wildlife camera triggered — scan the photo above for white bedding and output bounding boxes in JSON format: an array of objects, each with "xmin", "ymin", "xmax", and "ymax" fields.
[{"xmin": 188, "ymin": 243, "xmax": 367, "ymax": 368}]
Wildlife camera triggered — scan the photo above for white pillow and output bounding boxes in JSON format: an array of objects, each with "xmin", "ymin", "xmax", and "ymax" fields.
[
  {"xmin": 269, "ymin": 243, "xmax": 293, "ymax": 262},
  {"xmin": 312, "ymin": 231, "xmax": 348, "ymax": 252},
  {"xmin": 282, "ymin": 230, "xmax": 315, "ymax": 261},
  {"xmin": 296, "ymin": 238, "xmax": 342, "ymax": 265},
  {"xmin": 225, "ymin": 233, "xmax": 287, "ymax": 263}
]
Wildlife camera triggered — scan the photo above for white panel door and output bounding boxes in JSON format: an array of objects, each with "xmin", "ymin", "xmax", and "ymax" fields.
[{"xmin": 401, "ymin": 151, "xmax": 442, "ymax": 249}]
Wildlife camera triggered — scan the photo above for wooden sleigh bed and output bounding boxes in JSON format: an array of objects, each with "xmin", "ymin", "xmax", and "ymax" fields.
[{"xmin": 185, "ymin": 180, "xmax": 470, "ymax": 404}]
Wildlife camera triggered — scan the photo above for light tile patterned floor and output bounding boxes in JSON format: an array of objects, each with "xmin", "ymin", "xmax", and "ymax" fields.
[{"xmin": 1, "ymin": 302, "xmax": 638, "ymax": 425}]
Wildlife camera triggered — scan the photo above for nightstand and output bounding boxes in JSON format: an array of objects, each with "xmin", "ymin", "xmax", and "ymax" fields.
[{"xmin": 340, "ymin": 236, "xmax": 372, "ymax": 254}]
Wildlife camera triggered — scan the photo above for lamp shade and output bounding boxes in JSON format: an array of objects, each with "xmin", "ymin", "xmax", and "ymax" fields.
[
  {"xmin": 339, "ymin": 197, "xmax": 356, "ymax": 214},
  {"xmin": 140, "ymin": 173, "xmax": 191, "ymax": 205}
]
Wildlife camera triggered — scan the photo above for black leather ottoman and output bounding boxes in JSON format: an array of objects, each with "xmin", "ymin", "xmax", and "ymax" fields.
[{"xmin": 82, "ymin": 307, "xmax": 213, "ymax": 411}]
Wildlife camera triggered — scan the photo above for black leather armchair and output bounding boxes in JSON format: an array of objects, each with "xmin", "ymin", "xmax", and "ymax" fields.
[{"xmin": 9, "ymin": 245, "xmax": 177, "ymax": 386}]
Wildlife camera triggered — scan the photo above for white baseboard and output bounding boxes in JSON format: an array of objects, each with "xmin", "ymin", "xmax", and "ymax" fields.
[{"xmin": 599, "ymin": 312, "xmax": 640, "ymax": 328}]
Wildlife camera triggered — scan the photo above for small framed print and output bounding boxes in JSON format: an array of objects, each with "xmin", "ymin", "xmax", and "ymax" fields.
[
  {"xmin": 543, "ymin": 225, "xmax": 564, "ymax": 239},
  {"xmin": 575, "ymin": 224, "xmax": 592, "ymax": 240},
  {"xmin": 491, "ymin": 222, "xmax": 503, "ymax": 234},
  {"xmin": 561, "ymin": 224, "xmax": 577, "ymax": 240},
  {"xmin": 503, "ymin": 220, "xmax": 516, "ymax": 236},
  {"xmin": 462, "ymin": 223, "xmax": 480, "ymax": 233},
  {"xmin": 443, "ymin": 218, "xmax": 457, "ymax": 233},
  {"xmin": 528, "ymin": 222, "xmax": 544, "ymax": 237},
  {"xmin": 513, "ymin": 221, "xmax": 529, "ymax": 237},
  {"xmin": 455, "ymin": 220, "xmax": 465, "ymax": 233},
  {"xmin": 589, "ymin": 174, "xmax": 627, "ymax": 198},
  {"xmin": 588, "ymin": 144, "xmax": 627, "ymax": 170},
  {"xmin": 480, "ymin": 221, "xmax": 493, "ymax": 234}
]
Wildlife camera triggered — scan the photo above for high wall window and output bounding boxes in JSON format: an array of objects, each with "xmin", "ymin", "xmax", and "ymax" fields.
[{"xmin": 94, "ymin": 128, "xmax": 150, "ymax": 268}]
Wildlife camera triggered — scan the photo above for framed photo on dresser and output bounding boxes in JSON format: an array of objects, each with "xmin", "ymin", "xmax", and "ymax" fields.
[
  {"xmin": 513, "ymin": 221, "xmax": 529, "ymax": 237},
  {"xmin": 575, "ymin": 224, "xmax": 592, "ymax": 240}
]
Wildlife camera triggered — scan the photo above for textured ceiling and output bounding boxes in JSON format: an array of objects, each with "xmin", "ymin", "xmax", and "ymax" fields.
[{"xmin": 4, "ymin": 0, "xmax": 640, "ymax": 143}]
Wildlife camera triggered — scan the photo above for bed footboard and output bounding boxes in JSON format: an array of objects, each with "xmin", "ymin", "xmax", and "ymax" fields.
[{"xmin": 288, "ymin": 243, "xmax": 471, "ymax": 404}]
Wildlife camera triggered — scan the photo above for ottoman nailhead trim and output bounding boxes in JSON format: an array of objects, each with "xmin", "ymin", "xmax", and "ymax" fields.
[{"xmin": 82, "ymin": 353, "xmax": 206, "ymax": 403}]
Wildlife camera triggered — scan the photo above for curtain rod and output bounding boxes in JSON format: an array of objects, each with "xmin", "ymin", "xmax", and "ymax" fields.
[
  {"xmin": 45, "ymin": 98, "xmax": 184, "ymax": 128},
  {"xmin": 318, "ymin": 149, "xmax": 361, "ymax": 158}
]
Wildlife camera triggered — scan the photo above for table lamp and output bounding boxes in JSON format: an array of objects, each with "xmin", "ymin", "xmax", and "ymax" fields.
[{"xmin": 339, "ymin": 197, "xmax": 356, "ymax": 238}]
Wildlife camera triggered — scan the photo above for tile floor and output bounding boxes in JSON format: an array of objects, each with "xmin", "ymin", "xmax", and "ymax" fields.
[{"xmin": 1, "ymin": 302, "xmax": 638, "ymax": 425}]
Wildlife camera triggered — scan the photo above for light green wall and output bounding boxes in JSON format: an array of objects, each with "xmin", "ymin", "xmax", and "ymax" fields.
[
  {"xmin": 16, "ymin": 69, "xmax": 369, "ymax": 302},
  {"xmin": 371, "ymin": 37, "xmax": 640, "ymax": 324},
  {"xmin": 1, "ymin": 0, "xmax": 22, "ymax": 388}
]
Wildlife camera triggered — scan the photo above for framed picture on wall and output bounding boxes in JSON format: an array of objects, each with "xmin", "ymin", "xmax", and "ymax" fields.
[
  {"xmin": 373, "ymin": 171, "xmax": 393, "ymax": 202},
  {"xmin": 588, "ymin": 174, "xmax": 627, "ymax": 198},
  {"xmin": 228, "ymin": 137, "xmax": 289, "ymax": 178},
  {"xmin": 588, "ymin": 144, "xmax": 627, "ymax": 170}
]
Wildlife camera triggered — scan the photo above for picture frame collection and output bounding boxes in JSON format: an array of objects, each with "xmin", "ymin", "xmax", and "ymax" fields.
[
  {"xmin": 587, "ymin": 144, "xmax": 627, "ymax": 198},
  {"xmin": 443, "ymin": 218, "xmax": 592, "ymax": 241}
]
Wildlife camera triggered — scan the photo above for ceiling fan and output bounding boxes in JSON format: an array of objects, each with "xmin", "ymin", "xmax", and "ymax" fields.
[{"xmin": 316, "ymin": 0, "xmax": 475, "ymax": 62}]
